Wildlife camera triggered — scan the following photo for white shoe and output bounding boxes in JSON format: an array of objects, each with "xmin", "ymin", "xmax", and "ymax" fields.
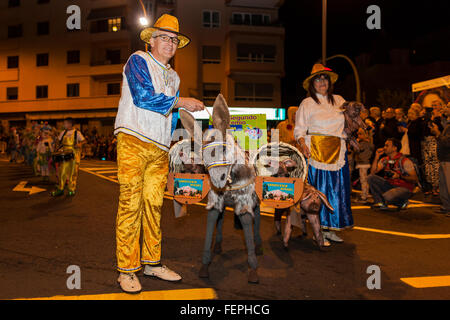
[
  {"xmin": 117, "ymin": 272, "xmax": 142, "ymax": 294},
  {"xmin": 324, "ymin": 231, "xmax": 344, "ymax": 243},
  {"xmin": 144, "ymin": 265, "xmax": 182, "ymax": 282}
]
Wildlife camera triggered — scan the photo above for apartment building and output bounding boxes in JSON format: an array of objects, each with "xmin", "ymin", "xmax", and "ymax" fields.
[
  {"xmin": 0, "ymin": 0, "xmax": 284, "ymax": 133},
  {"xmin": 175, "ymin": 0, "xmax": 285, "ymax": 108}
]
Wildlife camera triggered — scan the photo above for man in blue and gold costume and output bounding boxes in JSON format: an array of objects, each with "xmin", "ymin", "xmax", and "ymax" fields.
[{"xmin": 114, "ymin": 14, "xmax": 204, "ymax": 293}]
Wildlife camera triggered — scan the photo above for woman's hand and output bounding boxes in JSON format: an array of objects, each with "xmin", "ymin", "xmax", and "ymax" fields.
[{"xmin": 297, "ymin": 138, "xmax": 311, "ymax": 158}]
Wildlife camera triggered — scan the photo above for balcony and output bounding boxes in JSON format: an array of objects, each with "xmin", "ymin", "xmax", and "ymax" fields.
[{"xmin": 0, "ymin": 69, "xmax": 19, "ymax": 82}]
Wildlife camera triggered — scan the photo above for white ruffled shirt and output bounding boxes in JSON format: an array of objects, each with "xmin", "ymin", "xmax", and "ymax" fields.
[{"xmin": 294, "ymin": 94, "xmax": 347, "ymax": 171}]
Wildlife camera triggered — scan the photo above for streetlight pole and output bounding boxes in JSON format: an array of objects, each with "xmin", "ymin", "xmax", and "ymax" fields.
[
  {"xmin": 326, "ymin": 54, "xmax": 361, "ymax": 102},
  {"xmin": 322, "ymin": 0, "xmax": 327, "ymax": 65}
]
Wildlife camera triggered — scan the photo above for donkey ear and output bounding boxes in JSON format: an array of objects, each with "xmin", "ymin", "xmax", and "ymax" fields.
[
  {"xmin": 212, "ymin": 94, "xmax": 230, "ymax": 136},
  {"xmin": 179, "ymin": 109, "xmax": 202, "ymax": 140},
  {"xmin": 316, "ymin": 189, "xmax": 334, "ymax": 212}
]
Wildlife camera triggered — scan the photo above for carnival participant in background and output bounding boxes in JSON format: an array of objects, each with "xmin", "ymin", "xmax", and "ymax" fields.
[
  {"xmin": 273, "ymin": 106, "xmax": 299, "ymax": 234},
  {"xmin": 36, "ymin": 124, "xmax": 53, "ymax": 182},
  {"xmin": 51, "ymin": 118, "xmax": 85, "ymax": 197},
  {"xmin": 294, "ymin": 64, "xmax": 353, "ymax": 246}
]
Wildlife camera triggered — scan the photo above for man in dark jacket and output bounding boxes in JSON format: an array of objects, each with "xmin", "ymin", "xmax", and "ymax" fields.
[
  {"xmin": 380, "ymin": 108, "xmax": 402, "ymax": 141},
  {"xmin": 432, "ymin": 104, "xmax": 450, "ymax": 216}
]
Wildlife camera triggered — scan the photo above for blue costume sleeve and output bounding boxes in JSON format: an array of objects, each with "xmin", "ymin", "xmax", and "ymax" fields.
[
  {"xmin": 125, "ymin": 54, "xmax": 178, "ymax": 117},
  {"xmin": 170, "ymin": 91, "xmax": 180, "ymax": 135}
]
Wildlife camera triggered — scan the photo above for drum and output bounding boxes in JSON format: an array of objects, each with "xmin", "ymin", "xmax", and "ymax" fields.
[{"xmin": 52, "ymin": 151, "xmax": 74, "ymax": 163}]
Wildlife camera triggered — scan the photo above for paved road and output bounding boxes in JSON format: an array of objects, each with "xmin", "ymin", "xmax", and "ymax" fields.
[{"xmin": 0, "ymin": 159, "xmax": 449, "ymax": 300}]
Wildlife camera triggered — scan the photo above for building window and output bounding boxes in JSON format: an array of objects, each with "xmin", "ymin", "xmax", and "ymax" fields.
[
  {"xmin": 36, "ymin": 85, "xmax": 48, "ymax": 99},
  {"xmin": 202, "ymin": 46, "xmax": 221, "ymax": 64},
  {"xmin": 7, "ymin": 56, "xmax": 19, "ymax": 69},
  {"xmin": 231, "ymin": 13, "xmax": 270, "ymax": 26},
  {"xmin": 36, "ymin": 53, "xmax": 49, "ymax": 66},
  {"xmin": 8, "ymin": 0, "xmax": 20, "ymax": 8},
  {"xmin": 7, "ymin": 87, "xmax": 18, "ymax": 100},
  {"xmin": 203, "ymin": 83, "xmax": 221, "ymax": 104},
  {"xmin": 67, "ymin": 50, "xmax": 80, "ymax": 64},
  {"xmin": 8, "ymin": 24, "xmax": 22, "ymax": 38},
  {"xmin": 37, "ymin": 21, "xmax": 50, "ymax": 35},
  {"xmin": 107, "ymin": 83, "xmax": 121, "ymax": 95},
  {"xmin": 235, "ymin": 83, "xmax": 273, "ymax": 102},
  {"xmin": 67, "ymin": 83, "xmax": 80, "ymax": 97},
  {"xmin": 202, "ymin": 10, "xmax": 220, "ymax": 28},
  {"xmin": 237, "ymin": 43, "xmax": 276, "ymax": 63},
  {"xmin": 108, "ymin": 18, "xmax": 122, "ymax": 32}
]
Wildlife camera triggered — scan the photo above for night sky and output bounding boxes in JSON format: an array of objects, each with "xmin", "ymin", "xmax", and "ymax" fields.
[{"xmin": 279, "ymin": 0, "xmax": 450, "ymax": 106}]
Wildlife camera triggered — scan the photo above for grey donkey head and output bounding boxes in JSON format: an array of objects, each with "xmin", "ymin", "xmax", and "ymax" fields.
[{"xmin": 180, "ymin": 94, "xmax": 232, "ymax": 189}]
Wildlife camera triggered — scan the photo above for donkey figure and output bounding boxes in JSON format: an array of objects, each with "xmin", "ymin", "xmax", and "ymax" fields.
[
  {"xmin": 257, "ymin": 146, "xmax": 333, "ymax": 249},
  {"xmin": 179, "ymin": 94, "xmax": 262, "ymax": 284}
]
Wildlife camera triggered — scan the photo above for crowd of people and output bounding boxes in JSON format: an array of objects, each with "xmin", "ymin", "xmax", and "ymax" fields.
[
  {"xmin": 0, "ymin": 122, "xmax": 118, "ymax": 166},
  {"xmin": 1, "ymin": 100, "xmax": 448, "ymax": 213},
  {"xmin": 276, "ymin": 98, "xmax": 450, "ymax": 217}
]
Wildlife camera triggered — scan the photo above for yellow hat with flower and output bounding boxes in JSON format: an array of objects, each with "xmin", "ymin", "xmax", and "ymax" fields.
[
  {"xmin": 303, "ymin": 63, "xmax": 338, "ymax": 91},
  {"xmin": 140, "ymin": 14, "xmax": 190, "ymax": 49}
]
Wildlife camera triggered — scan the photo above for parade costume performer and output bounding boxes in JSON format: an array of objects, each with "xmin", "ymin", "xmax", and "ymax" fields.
[
  {"xmin": 114, "ymin": 14, "xmax": 204, "ymax": 293},
  {"xmin": 274, "ymin": 106, "xmax": 299, "ymax": 234},
  {"xmin": 51, "ymin": 118, "xmax": 85, "ymax": 197},
  {"xmin": 36, "ymin": 124, "xmax": 53, "ymax": 182},
  {"xmin": 294, "ymin": 64, "xmax": 353, "ymax": 245}
]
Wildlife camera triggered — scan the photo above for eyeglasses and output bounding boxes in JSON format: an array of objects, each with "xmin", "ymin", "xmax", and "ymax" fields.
[
  {"xmin": 314, "ymin": 75, "xmax": 329, "ymax": 83},
  {"xmin": 153, "ymin": 34, "xmax": 180, "ymax": 45}
]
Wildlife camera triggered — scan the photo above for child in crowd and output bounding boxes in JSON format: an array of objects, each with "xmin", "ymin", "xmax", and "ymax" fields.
[{"xmin": 354, "ymin": 128, "xmax": 374, "ymax": 203}]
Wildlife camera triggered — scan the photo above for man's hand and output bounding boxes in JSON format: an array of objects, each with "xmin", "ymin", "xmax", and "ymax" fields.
[
  {"xmin": 375, "ymin": 147, "xmax": 384, "ymax": 158},
  {"xmin": 176, "ymin": 97, "xmax": 204, "ymax": 112}
]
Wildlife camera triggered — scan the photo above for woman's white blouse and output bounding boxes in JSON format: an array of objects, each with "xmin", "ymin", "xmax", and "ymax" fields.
[
  {"xmin": 294, "ymin": 93, "xmax": 347, "ymax": 171},
  {"xmin": 294, "ymin": 94, "xmax": 346, "ymax": 140}
]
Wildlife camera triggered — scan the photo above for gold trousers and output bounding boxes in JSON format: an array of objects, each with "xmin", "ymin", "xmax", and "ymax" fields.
[
  {"xmin": 57, "ymin": 157, "xmax": 77, "ymax": 192},
  {"xmin": 115, "ymin": 133, "xmax": 169, "ymax": 273}
]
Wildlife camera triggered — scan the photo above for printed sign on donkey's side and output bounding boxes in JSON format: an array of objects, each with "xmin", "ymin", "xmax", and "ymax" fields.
[
  {"xmin": 210, "ymin": 114, "xmax": 268, "ymax": 151},
  {"xmin": 262, "ymin": 181, "xmax": 295, "ymax": 203},
  {"xmin": 174, "ymin": 178, "xmax": 203, "ymax": 198}
]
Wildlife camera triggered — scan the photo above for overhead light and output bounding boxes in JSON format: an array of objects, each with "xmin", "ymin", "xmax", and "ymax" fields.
[{"xmin": 139, "ymin": 17, "xmax": 149, "ymax": 26}]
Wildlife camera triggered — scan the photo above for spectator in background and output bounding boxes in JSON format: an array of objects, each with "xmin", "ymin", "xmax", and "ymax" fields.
[
  {"xmin": 395, "ymin": 108, "xmax": 407, "ymax": 127},
  {"xmin": 380, "ymin": 108, "xmax": 402, "ymax": 142},
  {"xmin": 354, "ymin": 128, "xmax": 374, "ymax": 203},
  {"xmin": 369, "ymin": 107, "xmax": 383, "ymax": 149},
  {"xmin": 368, "ymin": 138, "xmax": 418, "ymax": 210},
  {"xmin": 405, "ymin": 107, "xmax": 425, "ymax": 165},
  {"xmin": 8, "ymin": 127, "xmax": 20, "ymax": 163},
  {"xmin": 422, "ymin": 107, "xmax": 444, "ymax": 196},
  {"xmin": 432, "ymin": 104, "xmax": 450, "ymax": 215}
]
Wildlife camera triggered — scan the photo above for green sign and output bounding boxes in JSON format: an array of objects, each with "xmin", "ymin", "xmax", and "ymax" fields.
[{"xmin": 210, "ymin": 114, "xmax": 267, "ymax": 151}]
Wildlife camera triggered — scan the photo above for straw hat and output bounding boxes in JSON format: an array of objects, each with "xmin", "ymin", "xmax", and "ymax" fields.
[
  {"xmin": 302, "ymin": 63, "xmax": 338, "ymax": 91},
  {"xmin": 140, "ymin": 14, "xmax": 190, "ymax": 49}
]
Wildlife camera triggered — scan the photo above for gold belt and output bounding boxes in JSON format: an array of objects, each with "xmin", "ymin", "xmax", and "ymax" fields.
[{"xmin": 309, "ymin": 133, "xmax": 341, "ymax": 164}]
